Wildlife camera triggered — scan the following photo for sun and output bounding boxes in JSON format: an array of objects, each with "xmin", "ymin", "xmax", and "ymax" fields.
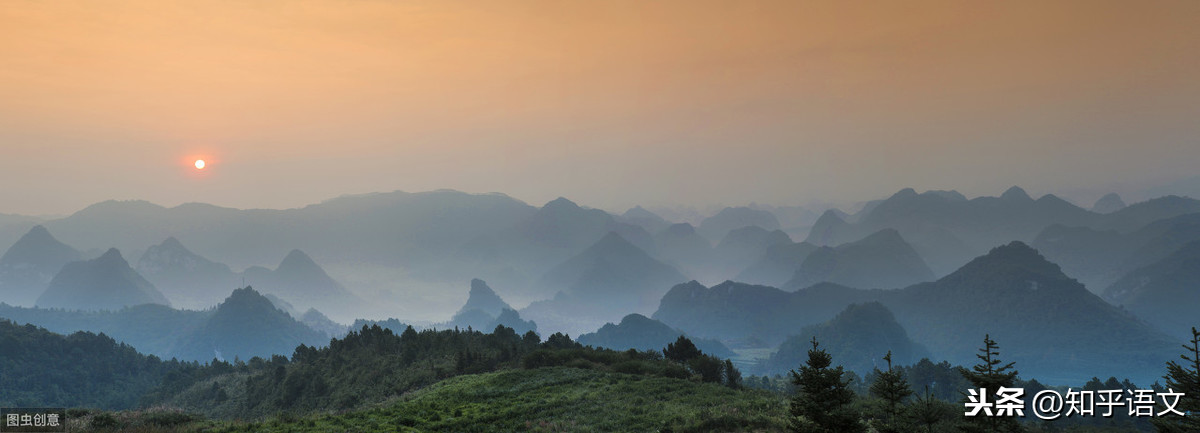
[{"xmin": 194, "ymin": 159, "xmax": 206, "ymax": 170}]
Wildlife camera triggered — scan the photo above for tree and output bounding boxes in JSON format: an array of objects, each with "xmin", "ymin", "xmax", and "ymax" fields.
[
  {"xmin": 1152, "ymin": 327, "xmax": 1200, "ymax": 433},
  {"xmin": 663, "ymin": 335, "xmax": 702, "ymax": 363},
  {"xmin": 911, "ymin": 385, "xmax": 954, "ymax": 433},
  {"xmin": 959, "ymin": 334, "xmax": 1021, "ymax": 433},
  {"xmin": 870, "ymin": 350, "xmax": 913, "ymax": 432},
  {"xmin": 789, "ymin": 337, "xmax": 864, "ymax": 433},
  {"xmin": 724, "ymin": 359, "xmax": 742, "ymax": 389}
]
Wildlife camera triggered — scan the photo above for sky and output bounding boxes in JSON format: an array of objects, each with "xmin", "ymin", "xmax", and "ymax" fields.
[{"xmin": 1, "ymin": 0, "xmax": 1198, "ymax": 216}]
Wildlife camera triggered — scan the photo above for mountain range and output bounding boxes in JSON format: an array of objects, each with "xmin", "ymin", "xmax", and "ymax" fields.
[
  {"xmin": 0, "ymin": 225, "xmax": 83, "ymax": 307},
  {"xmin": 36, "ymin": 248, "xmax": 170, "ymax": 311},
  {"xmin": 656, "ymin": 242, "xmax": 1176, "ymax": 383}
]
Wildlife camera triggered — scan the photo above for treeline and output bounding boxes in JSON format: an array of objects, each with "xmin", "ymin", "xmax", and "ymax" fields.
[
  {"xmin": 0, "ymin": 320, "xmax": 180, "ymax": 409},
  {"xmin": 779, "ymin": 332, "xmax": 1200, "ymax": 433},
  {"xmin": 147, "ymin": 324, "xmax": 743, "ymax": 419}
]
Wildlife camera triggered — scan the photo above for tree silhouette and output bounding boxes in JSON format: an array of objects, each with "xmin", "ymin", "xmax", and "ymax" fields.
[
  {"xmin": 959, "ymin": 334, "xmax": 1021, "ymax": 433},
  {"xmin": 1152, "ymin": 327, "xmax": 1200, "ymax": 433},
  {"xmin": 870, "ymin": 350, "xmax": 913, "ymax": 432},
  {"xmin": 789, "ymin": 337, "xmax": 864, "ymax": 433}
]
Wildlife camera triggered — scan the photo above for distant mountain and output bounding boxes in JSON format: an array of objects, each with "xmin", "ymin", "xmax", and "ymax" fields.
[
  {"xmin": 733, "ymin": 241, "xmax": 820, "ymax": 287},
  {"xmin": 697, "ymin": 207, "xmax": 781, "ymax": 242},
  {"xmin": 652, "ymin": 223, "xmax": 713, "ymax": 279},
  {"xmin": 710, "ymin": 226, "xmax": 792, "ymax": 279},
  {"xmin": 300, "ymin": 308, "xmax": 347, "ymax": 339},
  {"xmin": 522, "ymin": 232, "xmax": 687, "ymax": 336},
  {"xmin": 1091, "ymin": 193, "xmax": 1127, "ymax": 214},
  {"xmin": 1090, "ymin": 195, "xmax": 1200, "ymax": 233},
  {"xmin": 805, "ymin": 210, "xmax": 849, "ymax": 247},
  {"xmin": 620, "ymin": 206, "xmax": 671, "ymax": 234},
  {"xmin": 1103, "ymin": 241, "xmax": 1200, "ymax": 340},
  {"xmin": 655, "ymin": 242, "xmax": 1175, "ymax": 383},
  {"xmin": 880, "ymin": 242, "xmax": 1174, "ymax": 383},
  {"xmin": 36, "ymin": 191, "xmax": 541, "ymax": 319},
  {"xmin": 757, "ymin": 302, "xmax": 928, "ymax": 375},
  {"xmin": 1034, "ymin": 212, "xmax": 1200, "ymax": 292},
  {"xmin": 136, "ymin": 237, "xmax": 240, "ymax": 310},
  {"xmin": 803, "ymin": 187, "xmax": 1097, "ymax": 276},
  {"xmin": 171, "ymin": 287, "xmax": 328, "ymax": 361},
  {"xmin": 445, "ymin": 279, "xmax": 536, "ymax": 335},
  {"xmin": 36, "ymin": 248, "xmax": 170, "ymax": 311},
  {"xmin": 653, "ymin": 280, "xmax": 875, "ymax": 346},
  {"xmin": 784, "ymin": 229, "xmax": 934, "ymax": 290},
  {"xmin": 577, "ymin": 313, "xmax": 734, "ymax": 359},
  {"xmin": 0, "ymin": 225, "xmax": 82, "ymax": 306},
  {"xmin": 456, "ymin": 278, "xmax": 513, "ymax": 318},
  {"xmin": 241, "ymin": 249, "xmax": 362, "ymax": 321}
]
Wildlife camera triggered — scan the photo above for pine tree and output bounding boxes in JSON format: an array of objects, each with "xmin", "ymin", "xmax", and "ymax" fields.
[
  {"xmin": 959, "ymin": 334, "xmax": 1022, "ymax": 433},
  {"xmin": 1152, "ymin": 327, "xmax": 1200, "ymax": 433},
  {"xmin": 789, "ymin": 337, "xmax": 864, "ymax": 433},
  {"xmin": 870, "ymin": 350, "xmax": 913, "ymax": 432},
  {"xmin": 725, "ymin": 359, "xmax": 742, "ymax": 388},
  {"xmin": 663, "ymin": 335, "xmax": 703, "ymax": 363},
  {"xmin": 911, "ymin": 385, "xmax": 951, "ymax": 433}
]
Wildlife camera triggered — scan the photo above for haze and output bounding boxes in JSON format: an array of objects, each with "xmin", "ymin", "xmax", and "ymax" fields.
[{"xmin": 2, "ymin": 0, "xmax": 1198, "ymax": 215}]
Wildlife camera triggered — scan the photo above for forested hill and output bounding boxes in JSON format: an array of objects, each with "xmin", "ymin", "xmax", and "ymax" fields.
[{"xmin": 0, "ymin": 320, "xmax": 179, "ymax": 409}]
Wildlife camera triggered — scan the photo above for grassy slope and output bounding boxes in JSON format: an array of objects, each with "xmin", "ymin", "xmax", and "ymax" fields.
[{"xmin": 207, "ymin": 367, "xmax": 790, "ymax": 433}]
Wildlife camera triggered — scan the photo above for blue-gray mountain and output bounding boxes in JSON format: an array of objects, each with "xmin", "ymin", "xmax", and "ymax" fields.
[
  {"xmin": 576, "ymin": 313, "xmax": 734, "ymax": 359},
  {"xmin": 655, "ymin": 242, "xmax": 1175, "ymax": 384},
  {"xmin": 0, "ymin": 225, "xmax": 82, "ymax": 307},
  {"xmin": 36, "ymin": 248, "xmax": 169, "ymax": 311},
  {"xmin": 784, "ymin": 228, "xmax": 934, "ymax": 290}
]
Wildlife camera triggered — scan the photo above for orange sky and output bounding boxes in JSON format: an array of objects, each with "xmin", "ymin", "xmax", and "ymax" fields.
[{"xmin": 1, "ymin": 0, "xmax": 1198, "ymax": 214}]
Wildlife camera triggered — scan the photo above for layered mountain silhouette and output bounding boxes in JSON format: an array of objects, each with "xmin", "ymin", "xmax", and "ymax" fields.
[
  {"xmin": 242, "ymin": 249, "xmax": 362, "ymax": 320},
  {"xmin": 456, "ymin": 278, "xmax": 513, "ymax": 318},
  {"xmin": 0, "ymin": 226, "xmax": 82, "ymax": 306},
  {"xmin": 445, "ymin": 279, "xmax": 535, "ymax": 335},
  {"xmin": 136, "ymin": 237, "xmax": 240, "ymax": 310},
  {"xmin": 733, "ymin": 241, "xmax": 820, "ymax": 287},
  {"xmin": 1091, "ymin": 193, "xmax": 1127, "ymax": 214},
  {"xmin": 171, "ymin": 287, "xmax": 328, "ymax": 361},
  {"xmin": 758, "ymin": 302, "xmax": 928, "ymax": 375},
  {"xmin": 784, "ymin": 229, "xmax": 934, "ymax": 290},
  {"xmin": 0, "ymin": 286, "xmax": 328, "ymax": 362},
  {"xmin": 697, "ymin": 206, "xmax": 781, "ymax": 242},
  {"xmin": 619, "ymin": 206, "xmax": 670, "ymax": 234},
  {"xmin": 522, "ymin": 232, "xmax": 687, "ymax": 336},
  {"xmin": 709, "ymin": 226, "xmax": 792, "ymax": 280},
  {"xmin": 576, "ymin": 313, "xmax": 734, "ymax": 359},
  {"xmin": 652, "ymin": 223, "xmax": 713, "ymax": 280},
  {"xmin": 653, "ymin": 280, "xmax": 874, "ymax": 346},
  {"xmin": 1034, "ymin": 212, "xmax": 1200, "ymax": 291},
  {"xmin": 804, "ymin": 187, "xmax": 1095, "ymax": 276},
  {"xmin": 655, "ymin": 242, "xmax": 1175, "ymax": 383},
  {"xmin": 36, "ymin": 248, "xmax": 170, "ymax": 311},
  {"xmin": 1103, "ymin": 240, "xmax": 1200, "ymax": 340}
]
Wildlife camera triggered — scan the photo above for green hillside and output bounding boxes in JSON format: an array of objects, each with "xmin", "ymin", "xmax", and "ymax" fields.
[{"xmin": 211, "ymin": 367, "xmax": 789, "ymax": 433}]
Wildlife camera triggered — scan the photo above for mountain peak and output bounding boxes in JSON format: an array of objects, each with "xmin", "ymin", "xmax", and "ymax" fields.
[
  {"xmin": 1001, "ymin": 186, "xmax": 1032, "ymax": 201},
  {"xmin": 543, "ymin": 197, "xmax": 580, "ymax": 211},
  {"xmin": 278, "ymin": 249, "xmax": 319, "ymax": 272},
  {"xmin": 0, "ymin": 225, "xmax": 81, "ymax": 267},
  {"xmin": 159, "ymin": 236, "xmax": 185, "ymax": 250},
  {"xmin": 1091, "ymin": 193, "xmax": 1127, "ymax": 214},
  {"xmin": 889, "ymin": 188, "xmax": 919, "ymax": 200},
  {"xmin": 35, "ymin": 247, "xmax": 169, "ymax": 311},
  {"xmin": 459, "ymin": 278, "xmax": 512, "ymax": 317},
  {"xmin": 98, "ymin": 247, "xmax": 124, "ymax": 262},
  {"xmin": 951, "ymin": 241, "xmax": 1069, "ymax": 283}
]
